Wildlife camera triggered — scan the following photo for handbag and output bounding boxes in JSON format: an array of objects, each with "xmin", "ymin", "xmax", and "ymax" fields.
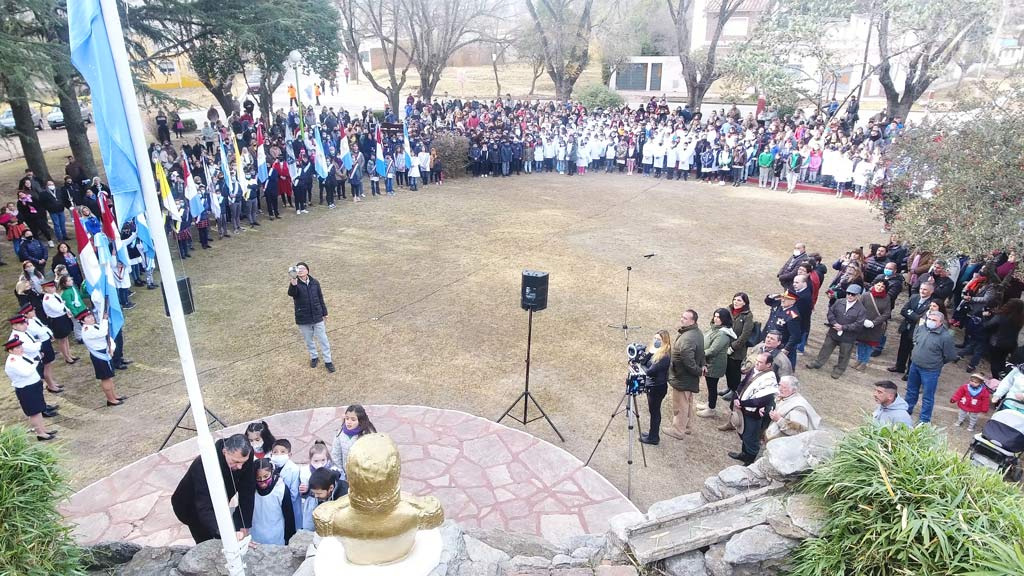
[
  {"xmin": 746, "ymin": 320, "xmax": 762, "ymax": 348},
  {"xmin": 6, "ymin": 222, "xmax": 26, "ymax": 241},
  {"xmin": 730, "ymin": 406, "xmax": 745, "ymax": 434}
]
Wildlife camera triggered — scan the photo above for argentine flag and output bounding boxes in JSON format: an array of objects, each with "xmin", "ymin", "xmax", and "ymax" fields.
[
  {"xmin": 256, "ymin": 124, "xmax": 268, "ymax": 183},
  {"xmin": 182, "ymin": 156, "xmax": 203, "ymax": 220},
  {"xmin": 375, "ymin": 125, "xmax": 387, "ymax": 177},
  {"xmin": 402, "ymin": 120, "xmax": 413, "ymax": 169},
  {"xmin": 313, "ymin": 125, "xmax": 329, "ymax": 179},
  {"xmin": 219, "ymin": 138, "xmax": 234, "ymax": 194},
  {"xmin": 134, "ymin": 214, "xmax": 156, "ymax": 266},
  {"xmin": 94, "ymin": 234, "xmax": 125, "ymax": 339},
  {"xmin": 338, "ymin": 123, "xmax": 353, "ymax": 171}
]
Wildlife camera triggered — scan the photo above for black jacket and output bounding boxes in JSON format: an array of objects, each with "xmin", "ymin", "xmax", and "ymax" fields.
[
  {"xmin": 643, "ymin": 353, "xmax": 670, "ymax": 388},
  {"xmin": 171, "ymin": 438, "xmax": 255, "ymax": 537},
  {"xmin": 288, "ymin": 276, "xmax": 327, "ymax": 325}
]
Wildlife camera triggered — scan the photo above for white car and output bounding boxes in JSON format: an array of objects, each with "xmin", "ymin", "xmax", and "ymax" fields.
[
  {"xmin": 47, "ymin": 103, "xmax": 93, "ymax": 129},
  {"xmin": 0, "ymin": 109, "xmax": 44, "ymax": 133}
]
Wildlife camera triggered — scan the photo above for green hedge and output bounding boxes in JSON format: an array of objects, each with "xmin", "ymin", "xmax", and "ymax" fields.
[
  {"xmin": 0, "ymin": 426, "xmax": 84, "ymax": 575},
  {"xmin": 432, "ymin": 132, "xmax": 469, "ymax": 179},
  {"xmin": 181, "ymin": 118, "xmax": 198, "ymax": 132},
  {"xmin": 576, "ymin": 84, "xmax": 624, "ymax": 110},
  {"xmin": 788, "ymin": 423, "xmax": 1024, "ymax": 576}
]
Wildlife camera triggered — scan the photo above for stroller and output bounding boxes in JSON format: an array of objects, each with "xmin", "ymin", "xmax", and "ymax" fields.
[{"xmin": 965, "ymin": 408, "xmax": 1024, "ymax": 483}]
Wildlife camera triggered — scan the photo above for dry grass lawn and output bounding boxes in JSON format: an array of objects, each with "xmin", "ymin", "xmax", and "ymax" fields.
[{"xmin": 0, "ymin": 173, "xmax": 976, "ymax": 510}]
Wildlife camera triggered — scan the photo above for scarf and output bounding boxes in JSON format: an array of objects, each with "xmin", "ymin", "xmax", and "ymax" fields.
[
  {"xmin": 342, "ymin": 425, "xmax": 362, "ymax": 438},
  {"xmin": 731, "ymin": 306, "xmax": 745, "ymax": 318},
  {"xmin": 870, "ymin": 285, "xmax": 887, "ymax": 297}
]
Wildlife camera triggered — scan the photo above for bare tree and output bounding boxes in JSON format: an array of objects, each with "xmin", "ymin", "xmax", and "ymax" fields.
[
  {"xmin": 666, "ymin": 0, "xmax": 744, "ymax": 109},
  {"xmin": 400, "ymin": 0, "xmax": 498, "ymax": 102},
  {"xmin": 339, "ymin": 0, "xmax": 415, "ymax": 114},
  {"xmin": 524, "ymin": 0, "xmax": 596, "ymax": 100}
]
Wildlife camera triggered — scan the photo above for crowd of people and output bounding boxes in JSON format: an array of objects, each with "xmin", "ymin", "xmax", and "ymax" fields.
[
  {"xmin": 632, "ymin": 236, "xmax": 1024, "ymax": 464},
  {"xmin": 171, "ymin": 405, "xmax": 374, "ymax": 546}
]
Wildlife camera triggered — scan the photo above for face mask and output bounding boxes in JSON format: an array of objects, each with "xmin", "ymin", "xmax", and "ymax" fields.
[
  {"xmin": 653, "ymin": 339, "xmax": 662, "ymax": 349},
  {"xmin": 883, "ymin": 269, "xmax": 894, "ymax": 277},
  {"xmin": 256, "ymin": 477, "xmax": 272, "ymax": 489},
  {"xmin": 925, "ymin": 320, "xmax": 940, "ymax": 330},
  {"xmin": 793, "ymin": 249, "xmax": 801, "ymax": 257},
  {"xmin": 47, "ymin": 186, "xmax": 55, "ymax": 191},
  {"xmin": 25, "ymin": 267, "xmax": 34, "ymax": 273},
  {"xmin": 250, "ymin": 441, "xmax": 263, "ymax": 452},
  {"xmin": 270, "ymin": 454, "xmax": 289, "ymax": 468}
]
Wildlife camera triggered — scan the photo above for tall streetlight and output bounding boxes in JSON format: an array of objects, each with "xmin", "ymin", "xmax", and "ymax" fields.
[{"xmin": 289, "ymin": 49, "xmax": 304, "ymax": 134}]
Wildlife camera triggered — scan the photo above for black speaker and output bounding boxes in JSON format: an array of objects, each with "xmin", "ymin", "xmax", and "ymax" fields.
[
  {"xmin": 521, "ymin": 270, "xmax": 548, "ymax": 311},
  {"xmin": 162, "ymin": 277, "xmax": 195, "ymax": 316}
]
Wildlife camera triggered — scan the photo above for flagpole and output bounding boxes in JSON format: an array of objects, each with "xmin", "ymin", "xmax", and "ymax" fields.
[{"xmin": 96, "ymin": 1, "xmax": 245, "ymax": 573}]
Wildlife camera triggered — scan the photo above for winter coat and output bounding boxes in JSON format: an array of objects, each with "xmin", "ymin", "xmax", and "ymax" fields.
[
  {"xmin": 703, "ymin": 325, "xmax": 736, "ymax": 379},
  {"xmin": 951, "ymin": 383, "xmax": 991, "ymax": 414},
  {"xmin": 287, "ymin": 276, "xmax": 327, "ymax": 325},
  {"xmin": 857, "ymin": 292, "xmax": 892, "ymax": 344},
  {"xmin": 171, "ymin": 438, "xmax": 255, "ymax": 537},
  {"xmin": 669, "ymin": 324, "xmax": 705, "ymax": 392},
  {"xmin": 825, "ymin": 298, "xmax": 867, "ymax": 343},
  {"xmin": 729, "ymin": 309, "xmax": 755, "ymax": 361}
]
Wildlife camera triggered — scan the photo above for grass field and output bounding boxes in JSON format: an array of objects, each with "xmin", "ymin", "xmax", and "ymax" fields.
[{"xmin": 0, "ymin": 170, "xmax": 978, "ymax": 510}]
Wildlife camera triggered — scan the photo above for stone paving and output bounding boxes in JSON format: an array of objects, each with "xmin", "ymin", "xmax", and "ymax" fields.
[{"xmin": 62, "ymin": 405, "xmax": 638, "ymax": 548}]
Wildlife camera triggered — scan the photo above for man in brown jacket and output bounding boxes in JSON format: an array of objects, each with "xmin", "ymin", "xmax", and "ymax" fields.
[
  {"xmin": 806, "ymin": 284, "xmax": 867, "ymax": 379},
  {"xmin": 664, "ymin": 309, "xmax": 706, "ymax": 440}
]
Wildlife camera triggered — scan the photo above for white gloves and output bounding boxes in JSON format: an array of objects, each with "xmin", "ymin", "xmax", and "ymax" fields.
[{"xmin": 864, "ymin": 319, "xmax": 875, "ymax": 328}]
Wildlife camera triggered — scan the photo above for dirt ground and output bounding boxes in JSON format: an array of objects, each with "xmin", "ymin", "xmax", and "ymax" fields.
[{"xmin": 0, "ymin": 173, "xmax": 978, "ymax": 511}]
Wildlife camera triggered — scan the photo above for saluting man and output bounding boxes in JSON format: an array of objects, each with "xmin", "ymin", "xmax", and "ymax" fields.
[
  {"xmin": 5, "ymin": 336, "xmax": 58, "ymax": 440},
  {"xmin": 80, "ymin": 310, "xmax": 125, "ymax": 407},
  {"xmin": 762, "ymin": 291, "xmax": 803, "ymax": 372}
]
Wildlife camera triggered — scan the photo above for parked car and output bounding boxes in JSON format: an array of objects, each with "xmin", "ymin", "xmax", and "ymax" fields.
[
  {"xmin": 47, "ymin": 103, "xmax": 93, "ymax": 129},
  {"xmin": 0, "ymin": 109, "xmax": 44, "ymax": 134}
]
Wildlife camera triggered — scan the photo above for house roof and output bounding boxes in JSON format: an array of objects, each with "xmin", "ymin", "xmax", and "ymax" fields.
[{"xmin": 706, "ymin": 0, "xmax": 771, "ymax": 13}]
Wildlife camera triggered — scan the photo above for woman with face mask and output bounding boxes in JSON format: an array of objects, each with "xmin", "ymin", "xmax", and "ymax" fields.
[
  {"xmin": 639, "ymin": 329, "xmax": 672, "ymax": 446},
  {"xmin": 250, "ymin": 458, "xmax": 296, "ymax": 545}
]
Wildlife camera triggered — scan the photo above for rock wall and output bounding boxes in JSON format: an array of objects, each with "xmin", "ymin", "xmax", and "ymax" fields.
[{"xmin": 81, "ymin": 430, "xmax": 835, "ymax": 576}]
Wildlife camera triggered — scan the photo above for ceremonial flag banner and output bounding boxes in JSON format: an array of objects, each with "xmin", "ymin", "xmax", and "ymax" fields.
[
  {"xmin": 182, "ymin": 156, "xmax": 203, "ymax": 220},
  {"xmin": 67, "ymin": 0, "xmax": 144, "ymax": 229},
  {"xmin": 375, "ymin": 125, "xmax": 387, "ymax": 177},
  {"xmin": 232, "ymin": 135, "xmax": 249, "ymax": 199},
  {"xmin": 256, "ymin": 125, "xmax": 269, "ymax": 183},
  {"xmin": 339, "ymin": 123, "xmax": 353, "ymax": 171},
  {"xmin": 219, "ymin": 138, "xmax": 234, "ymax": 194},
  {"xmin": 155, "ymin": 162, "xmax": 181, "ymax": 228},
  {"xmin": 313, "ymin": 125, "xmax": 329, "ymax": 179},
  {"xmin": 403, "ymin": 121, "xmax": 413, "ymax": 169}
]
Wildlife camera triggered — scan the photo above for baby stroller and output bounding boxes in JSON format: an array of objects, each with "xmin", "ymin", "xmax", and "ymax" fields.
[{"xmin": 965, "ymin": 408, "xmax": 1024, "ymax": 483}]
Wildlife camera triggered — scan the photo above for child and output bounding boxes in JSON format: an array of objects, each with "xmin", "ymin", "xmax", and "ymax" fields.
[
  {"xmin": 251, "ymin": 458, "xmax": 296, "ymax": 545},
  {"xmin": 368, "ymin": 158, "xmax": 381, "ymax": 196},
  {"xmin": 302, "ymin": 468, "xmax": 347, "ymax": 530},
  {"xmin": 951, "ymin": 373, "xmax": 992, "ymax": 431},
  {"xmin": 385, "ymin": 155, "xmax": 396, "ymax": 196},
  {"xmin": 299, "ymin": 441, "xmax": 346, "ymax": 530},
  {"xmin": 269, "ymin": 439, "xmax": 303, "ymax": 530},
  {"xmin": 330, "ymin": 404, "xmax": 377, "ymax": 481},
  {"xmin": 245, "ymin": 421, "xmax": 276, "ymax": 459}
]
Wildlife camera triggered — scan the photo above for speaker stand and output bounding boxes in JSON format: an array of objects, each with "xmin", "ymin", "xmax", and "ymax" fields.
[
  {"xmin": 498, "ymin": 309, "xmax": 565, "ymax": 442},
  {"xmin": 608, "ymin": 266, "xmax": 641, "ymax": 339},
  {"xmin": 160, "ymin": 403, "xmax": 228, "ymax": 450}
]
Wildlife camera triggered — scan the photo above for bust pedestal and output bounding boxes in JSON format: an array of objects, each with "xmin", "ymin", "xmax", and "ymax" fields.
[{"xmin": 313, "ymin": 528, "xmax": 442, "ymax": 576}]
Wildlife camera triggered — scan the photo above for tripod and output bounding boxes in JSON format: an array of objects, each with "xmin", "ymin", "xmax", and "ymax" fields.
[
  {"xmin": 586, "ymin": 385, "xmax": 647, "ymax": 500},
  {"xmin": 498, "ymin": 309, "xmax": 565, "ymax": 442},
  {"xmin": 608, "ymin": 266, "xmax": 641, "ymax": 337},
  {"xmin": 160, "ymin": 403, "xmax": 229, "ymax": 450}
]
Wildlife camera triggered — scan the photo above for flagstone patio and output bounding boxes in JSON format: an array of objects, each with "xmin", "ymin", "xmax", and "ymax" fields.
[{"xmin": 62, "ymin": 405, "xmax": 638, "ymax": 548}]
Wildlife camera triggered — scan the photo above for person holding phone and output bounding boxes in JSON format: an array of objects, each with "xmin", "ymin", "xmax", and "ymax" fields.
[{"xmin": 287, "ymin": 262, "xmax": 334, "ymax": 373}]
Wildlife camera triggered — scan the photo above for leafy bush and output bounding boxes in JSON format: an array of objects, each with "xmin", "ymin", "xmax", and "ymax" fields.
[
  {"xmin": 576, "ymin": 84, "xmax": 624, "ymax": 110},
  {"xmin": 0, "ymin": 426, "xmax": 84, "ymax": 575},
  {"xmin": 181, "ymin": 118, "xmax": 198, "ymax": 132},
  {"xmin": 432, "ymin": 132, "xmax": 469, "ymax": 179},
  {"xmin": 788, "ymin": 423, "xmax": 1024, "ymax": 576}
]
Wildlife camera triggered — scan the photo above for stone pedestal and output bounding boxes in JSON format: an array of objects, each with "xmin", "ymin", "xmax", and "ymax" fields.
[{"xmin": 313, "ymin": 528, "xmax": 442, "ymax": 576}]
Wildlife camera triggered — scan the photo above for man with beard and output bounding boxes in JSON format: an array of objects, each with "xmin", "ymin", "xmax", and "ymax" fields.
[{"xmin": 664, "ymin": 309, "xmax": 705, "ymax": 440}]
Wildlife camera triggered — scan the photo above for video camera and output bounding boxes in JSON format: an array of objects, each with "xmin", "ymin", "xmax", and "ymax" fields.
[{"xmin": 625, "ymin": 342, "xmax": 653, "ymax": 395}]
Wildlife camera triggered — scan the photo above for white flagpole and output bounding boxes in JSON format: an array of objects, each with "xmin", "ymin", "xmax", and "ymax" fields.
[{"xmin": 97, "ymin": 1, "xmax": 245, "ymax": 573}]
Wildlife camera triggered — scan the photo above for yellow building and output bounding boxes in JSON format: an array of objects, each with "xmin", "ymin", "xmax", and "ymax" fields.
[{"xmin": 144, "ymin": 53, "xmax": 205, "ymax": 90}]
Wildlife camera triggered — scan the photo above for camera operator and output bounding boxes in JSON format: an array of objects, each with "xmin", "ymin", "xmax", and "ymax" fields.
[
  {"xmin": 639, "ymin": 329, "xmax": 672, "ymax": 446},
  {"xmin": 287, "ymin": 262, "xmax": 335, "ymax": 373}
]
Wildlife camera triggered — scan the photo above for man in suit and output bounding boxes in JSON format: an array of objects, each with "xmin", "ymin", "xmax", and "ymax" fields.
[
  {"xmin": 806, "ymin": 284, "xmax": 867, "ymax": 379},
  {"xmin": 887, "ymin": 281, "xmax": 936, "ymax": 378},
  {"xmin": 777, "ymin": 243, "xmax": 808, "ymax": 291},
  {"xmin": 172, "ymin": 434, "xmax": 255, "ymax": 544}
]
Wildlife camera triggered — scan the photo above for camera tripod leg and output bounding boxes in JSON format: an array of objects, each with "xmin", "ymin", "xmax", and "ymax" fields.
[
  {"xmin": 585, "ymin": 392, "xmax": 628, "ymax": 467},
  {"xmin": 631, "ymin": 395, "xmax": 648, "ymax": 467}
]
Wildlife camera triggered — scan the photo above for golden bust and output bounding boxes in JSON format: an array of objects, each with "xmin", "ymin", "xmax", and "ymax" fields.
[{"xmin": 313, "ymin": 433, "xmax": 444, "ymax": 565}]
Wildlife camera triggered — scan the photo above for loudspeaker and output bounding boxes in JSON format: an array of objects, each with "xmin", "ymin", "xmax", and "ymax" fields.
[
  {"xmin": 521, "ymin": 270, "xmax": 548, "ymax": 311},
  {"xmin": 162, "ymin": 277, "xmax": 195, "ymax": 317}
]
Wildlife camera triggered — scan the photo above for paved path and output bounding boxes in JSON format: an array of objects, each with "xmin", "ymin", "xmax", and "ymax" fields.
[{"xmin": 62, "ymin": 405, "xmax": 637, "ymax": 548}]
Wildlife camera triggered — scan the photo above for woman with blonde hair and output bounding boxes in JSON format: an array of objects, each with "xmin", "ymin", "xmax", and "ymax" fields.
[{"xmin": 639, "ymin": 329, "xmax": 672, "ymax": 445}]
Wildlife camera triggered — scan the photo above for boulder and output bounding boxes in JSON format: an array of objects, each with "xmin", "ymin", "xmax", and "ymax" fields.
[
  {"xmin": 607, "ymin": 511, "xmax": 646, "ymax": 544},
  {"xmin": 431, "ymin": 520, "xmax": 468, "ymax": 576},
  {"xmin": 176, "ymin": 540, "xmax": 301, "ymax": 576},
  {"xmin": 746, "ymin": 458, "xmax": 771, "ymax": 480},
  {"xmin": 565, "ymin": 534, "xmax": 606, "ymax": 552},
  {"xmin": 82, "ymin": 541, "xmax": 142, "ymax": 570},
  {"xmin": 717, "ymin": 466, "xmax": 770, "ymax": 490},
  {"xmin": 456, "ymin": 562, "xmax": 503, "ymax": 576},
  {"xmin": 786, "ymin": 494, "xmax": 826, "ymax": 537},
  {"xmin": 570, "ymin": 546, "xmax": 602, "ymax": 565},
  {"xmin": 646, "ymin": 493, "xmax": 705, "ymax": 521},
  {"xmin": 764, "ymin": 430, "xmax": 838, "ymax": 478},
  {"xmin": 292, "ymin": 557, "xmax": 314, "ymax": 576},
  {"xmin": 464, "ymin": 535, "xmax": 511, "ymax": 565},
  {"xmin": 511, "ymin": 555, "xmax": 552, "ymax": 575},
  {"xmin": 722, "ymin": 526, "xmax": 798, "ymax": 565},
  {"xmin": 701, "ymin": 476, "xmax": 744, "ymax": 502},
  {"xmin": 702, "ymin": 544, "xmax": 761, "ymax": 576},
  {"xmin": 662, "ymin": 550, "xmax": 708, "ymax": 576},
  {"xmin": 118, "ymin": 546, "xmax": 188, "ymax": 576},
  {"xmin": 287, "ymin": 530, "xmax": 317, "ymax": 560},
  {"xmin": 465, "ymin": 527, "xmax": 562, "ymax": 559}
]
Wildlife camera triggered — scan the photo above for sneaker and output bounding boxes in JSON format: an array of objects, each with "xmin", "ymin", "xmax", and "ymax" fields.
[
  {"xmin": 966, "ymin": 426, "xmax": 975, "ymax": 432},
  {"xmin": 296, "ymin": 210, "xmax": 301, "ymax": 214},
  {"xmin": 325, "ymin": 362, "xmax": 336, "ymax": 373},
  {"xmin": 48, "ymin": 240, "xmax": 55, "ymax": 247},
  {"xmin": 695, "ymin": 401, "xmax": 708, "ymax": 410},
  {"xmin": 696, "ymin": 408, "xmax": 717, "ymax": 418},
  {"xmin": 955, "ymin": 419, "xmax": 964, "ymax": 427},
  {"xmin": 301, "ymin": 210, "xmax": 309, "ymax": 214},
  {"xmin": 310, "ymin": 358, "xmax": 319, "ymax": 368}
]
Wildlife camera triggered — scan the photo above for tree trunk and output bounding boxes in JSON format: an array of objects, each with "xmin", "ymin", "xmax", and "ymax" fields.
[
  {"xmin": 686, "ymin": 77, "xmax": 711, "ymax": 109},
  {"xmin": 5, "ymin": 80, "xmax": 50, "ymax": 181},
  {"xmin": 529, "ymin": 63, "xmax": 543, "ymax": 96},
  {"xmin": 387, "ymin": 88, "xmax": 400, "ymax": 120},
  {"xmin": 600, "ymin": 61, "xmax": 612, "ymax": 85},
  {"xmin": 418, "ymin": 66, "xmax": 440, "ymax": 102},
  {"xmin": 492, "ymin": 58, "xmax": 502, "ymax": 98},
  {"xmin": 207, "ymin": 82, "xmax": 237, "ymax": 121},
  {"xmin": 53, "ymin": 71, "xmax": 96, "ymax": 179}
]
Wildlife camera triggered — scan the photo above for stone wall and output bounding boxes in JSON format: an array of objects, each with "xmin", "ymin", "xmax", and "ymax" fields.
[{"xmin": 81, "ymin": 430, "xmax": 836, "ymax": 576}]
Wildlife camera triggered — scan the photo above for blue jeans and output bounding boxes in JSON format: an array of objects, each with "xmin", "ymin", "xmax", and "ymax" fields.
[
  {"xmin": 904, "ymin": 363, "xmax": 941, "ymax": 423},
  {"xmin": 50, "ymin": 211, "xmax": 67, "ymax": 241},
  {"xmin": 855, "ymin": 343, "xmax": 874, "ymax": 364}
]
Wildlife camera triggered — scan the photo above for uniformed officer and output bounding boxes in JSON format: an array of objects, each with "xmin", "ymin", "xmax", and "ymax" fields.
[
  {"xmin": 762, "ymin": 291, "xmax": 803, "ymax": 371},
  {"xmin": 79, "ymin": 310, "xmax": 125, "ymax": 406},
  {"xmin": 41, "ymin": 280, "xmax": 77, "ymax": 364},
  {"xmin": 21, "ymin": 302, "xmax": 63, "ymax": 394},
  {"xmin": 5, "ymin": 336, "xmax": 58, "ymax": 441}
]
